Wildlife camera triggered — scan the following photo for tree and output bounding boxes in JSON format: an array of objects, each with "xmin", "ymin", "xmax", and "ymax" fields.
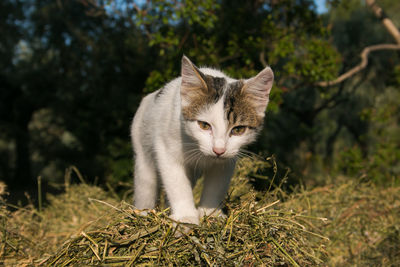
[
  {"xmin": 323, "ymin": 0, "xmax": 400, "ymax": 183},
  {"xmin": 1, "ymin": 0, "xmax": 399, "ymax": 193},
  {"xmin": 0, "ymin": 0, "xmax": 33, "ymax": 188}
]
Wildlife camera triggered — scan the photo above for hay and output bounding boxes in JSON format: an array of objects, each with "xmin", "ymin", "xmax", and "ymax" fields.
[
  {"xmin": 44, "ymin": 195, "xmax": 326, "ymax": 266},
  {"xmin": 287, "ymin": 177, "xmax": 400, "ymax": 266},
  {"xmin": 1, "ymin": 157, "xmax": 399, "ymax": 266},
  {"xmin": 0, "ymin": 182, "xmax": 118, "ymax": 266}
]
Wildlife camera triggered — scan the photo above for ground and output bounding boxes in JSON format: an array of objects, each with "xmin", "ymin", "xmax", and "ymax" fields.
[{"xmin": 1, "ymin": 158, "xmax": 399, "ymax": 266}]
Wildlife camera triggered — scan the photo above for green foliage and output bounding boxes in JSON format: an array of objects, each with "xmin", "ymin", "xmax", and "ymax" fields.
[
  {"xmin": 144, "ymin": 67, "xmax": 176, "ymax": 93},
  {"xmin": 283, "ymin": 38, "xmax": 341, "ymax": 83},
  {"xmin": 100, "ymin": 138, "xmax": 133, "ymax": 185},
  {"xmin": 1, "ymin": 0, "xmax": 400, "ymax": 190},
  {"xmin": 394, "ymin": 65, "xmax": 400, "ymax": 86},
  {"xmin": 336, "ymin": 146, "xmax": 365, "ymax": 177},
  {"xmin": 336, "ymin": 86, "xmax": 400, "ymax": 184}
]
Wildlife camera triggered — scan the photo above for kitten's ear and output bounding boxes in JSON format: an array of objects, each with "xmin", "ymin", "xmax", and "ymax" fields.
[
  {"xmin": 243, "ymin": 66, "xmax": 274, "ymax": 116},
  {"xmin": 181, "ymin": 56, "xmax": 208, "ymax": 106}
]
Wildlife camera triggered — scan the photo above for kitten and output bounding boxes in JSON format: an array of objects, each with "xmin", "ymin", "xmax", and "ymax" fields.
[{"xmin": 131, "ymin": 56, "xmax": 273, "ymax": 225}]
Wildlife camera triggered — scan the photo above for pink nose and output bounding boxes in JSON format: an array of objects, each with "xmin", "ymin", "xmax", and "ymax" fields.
[{"xmin": 212, "ymin": 147, "xmax": 226, "ymax": 156}]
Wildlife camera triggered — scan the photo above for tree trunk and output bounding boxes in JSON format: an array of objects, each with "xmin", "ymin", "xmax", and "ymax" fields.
[
  {"xmin": 12, "ymin": 110, "xmax": 33, "ymax": 190},
  {"xmin": 325, "ymin": 123, "xmax": 343, "ymax": 167}
]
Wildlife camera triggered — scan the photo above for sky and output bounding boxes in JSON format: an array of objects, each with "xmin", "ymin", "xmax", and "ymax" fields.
[
  {"xmin": 105, "ymin": 1, "xmax": 330, "ymax": 16},
  {"xmin": 315, "ymin": 0, "xmax": 328, "ymax": 14}
]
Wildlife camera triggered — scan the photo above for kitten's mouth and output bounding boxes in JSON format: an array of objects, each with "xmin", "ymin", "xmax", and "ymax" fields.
[
  {"xmin": 197, "ymin": 147, "xmax": 236, "ymax": 159},
  {"xmin": 205, "ymin": 153, "xmax": 235, "ymax": 160}
]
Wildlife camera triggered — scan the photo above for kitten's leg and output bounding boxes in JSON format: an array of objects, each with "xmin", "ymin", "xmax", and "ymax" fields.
[
  {"xmin": 133, "ymin": 151, "xmax": 158, "ymax": 210},
  {"xmin": 156, "ymin": 146, "xmax": 199, "ymax": 225},
  {"xmin": 198, "ymin": 160, "xmax": 236, "ymax": 218},
  {"xmin": 131, "ymin": 103, "xmax": 158, "ymax": 211}
]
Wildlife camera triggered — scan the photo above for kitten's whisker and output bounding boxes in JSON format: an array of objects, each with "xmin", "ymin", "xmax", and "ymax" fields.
[
  {"xmin": 230, "ymin": 158, "xmax": 236, "ymax": 168},
  {"xmin": 236, "ymin": 151, "xmax": 251, "ymax": 160},
  {"xmin": 183, "ymin": 148, "xmax": 200, "ymax": 156},
  {"xmin": 240, "ymin": 149, "xmax": 264, "ymax": 160},
  {"xmin": 184, "ymin": 150, "xmax": 202, "ymax": 165},
  {"xmin": 183, "ymin": 149, "xmax": 203, "ymax": 178},
  {"xmin": 193, "ymin": 153, "xmax": 204, "ymax": 176}
]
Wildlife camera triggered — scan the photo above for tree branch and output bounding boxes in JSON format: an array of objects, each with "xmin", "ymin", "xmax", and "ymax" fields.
[
  {"xmin": 315, "ymin": 44, "xmax": 400, "ymax": 87},
  {"xmin": 366, "ymin": 0, "xmax": 400, "ymax": 44},
  {"xmin": 316, "ymin": 0, "xmax": 400, "ymax": 87},
  {"xmin": 259, "ymin": 50, "xmax": 267, "ymax": 67}
]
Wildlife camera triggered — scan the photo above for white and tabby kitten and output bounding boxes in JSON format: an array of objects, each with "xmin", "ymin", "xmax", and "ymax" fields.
[{"xmin": 131, "ymin": 56, "xmax": 273, "ymax": 225}]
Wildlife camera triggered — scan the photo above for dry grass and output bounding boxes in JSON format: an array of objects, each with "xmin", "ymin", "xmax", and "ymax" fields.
[
  {"xmin": 1, "ymin": 158, "xmax": 399, "ymax": 266},
  {"xmin": 288, "ymin": 177, "xmax": 400, "ymax": 266},
  {"xmin": 0, "ymin": 179, "xmax": 118, "ymax": 265}
]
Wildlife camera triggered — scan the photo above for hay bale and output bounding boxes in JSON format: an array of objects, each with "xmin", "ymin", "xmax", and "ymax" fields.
[
  {"xmin": 44, "ymin": 194, "xmax": 326, "ymax": 266},
  {"xmin": 43, "ymin": 158, "xmax": 328, "ymax": 266},
  {"xmin": 1, "ymin": 157, "xmax": 399, "ymax": 266}
]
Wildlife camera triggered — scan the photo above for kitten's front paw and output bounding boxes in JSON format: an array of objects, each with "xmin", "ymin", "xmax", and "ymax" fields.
[
  {"xmin": 135, "ymin": 209, "xmax": 150, "ymax": 216},
  {"xmin": 170, "ymin": 214, "xmax": 199, "ymax": 237},
  {"xmin": 170, "ymin": 214, "xmax": 199, "ymax": 225},
  {"xmin": 198, "ymin": 207, "xmax": 227, "ymax": 219}
]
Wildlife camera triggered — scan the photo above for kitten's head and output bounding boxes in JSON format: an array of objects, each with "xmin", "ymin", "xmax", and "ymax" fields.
[{"xmin": 180, "ymin": 56, "xmax": 273, "ymax": 159}]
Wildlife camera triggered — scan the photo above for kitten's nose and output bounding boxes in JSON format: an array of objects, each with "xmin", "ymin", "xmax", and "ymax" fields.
[{"xmin": 213, "ymin": 147, "xmax": 226, "ymax": 156}]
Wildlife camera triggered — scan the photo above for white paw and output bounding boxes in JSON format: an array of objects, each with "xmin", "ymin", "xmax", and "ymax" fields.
[
  {"xmin": 198, "ymin": 207, "xmax": 227, "ymax": 218},
  {"xmin": 170, "ymin": 214, "xmax": 199, "ymax": 237},
  {"xmin": 136, "ymin": 210, "xmax": 150, "ymax": 216},
  {"xmin": 170, "ymin": 214, "xmax": 200, "ymax": 225}
]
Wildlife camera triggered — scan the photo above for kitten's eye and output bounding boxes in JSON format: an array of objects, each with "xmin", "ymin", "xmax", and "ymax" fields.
[
  {"xmin": 197, "ymin": 121, "xmax": 211, "ymax": 131},
  {"xmin": 231, "ymin": 126, "xmax": 247, "ymax": 136}
]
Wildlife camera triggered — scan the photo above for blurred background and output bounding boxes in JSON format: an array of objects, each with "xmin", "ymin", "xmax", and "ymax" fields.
[{"xmin": 1, "ymin": 0, "xmax": 399, "ymax": 200}]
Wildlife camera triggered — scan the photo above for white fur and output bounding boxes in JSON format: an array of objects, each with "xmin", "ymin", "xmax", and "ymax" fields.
[{"xmin": 131, "ymin": 61, "xmax": 272, "ymax": 225}]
